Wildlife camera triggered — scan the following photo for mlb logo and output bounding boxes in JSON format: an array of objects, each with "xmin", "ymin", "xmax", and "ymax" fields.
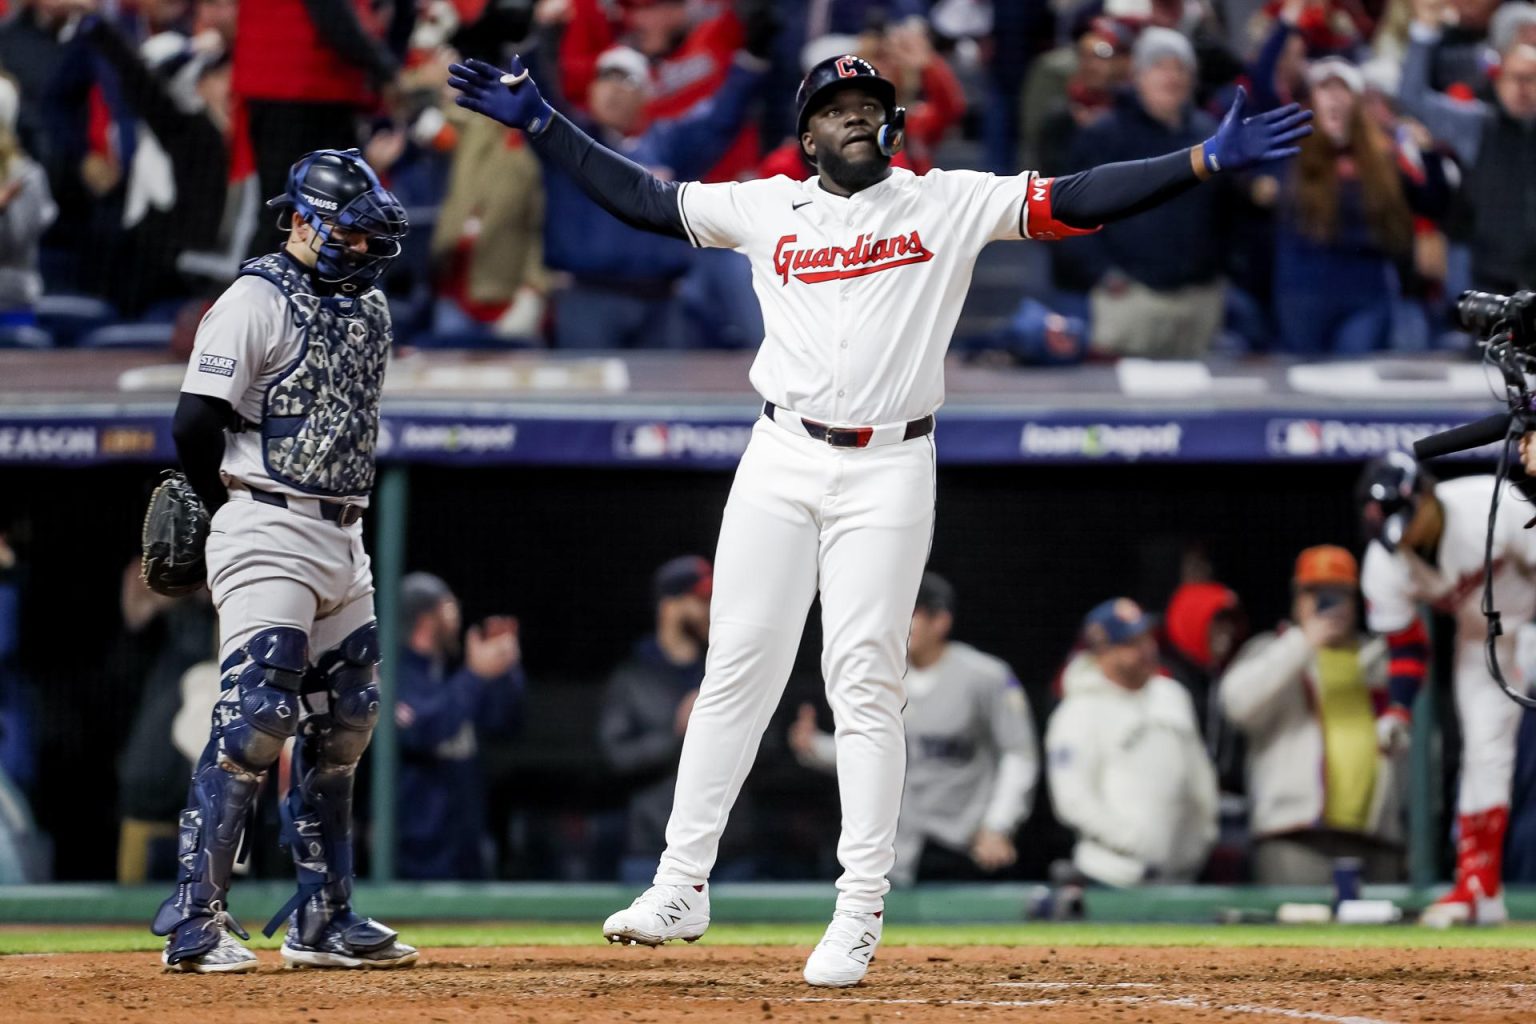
[
  {"xmin": 617, "ymin": 423, "xmax": 671, "ymax": 459},
  {"xmin": 1268, "ymin": 419, "xmax": 1322, "ymax": 456}
]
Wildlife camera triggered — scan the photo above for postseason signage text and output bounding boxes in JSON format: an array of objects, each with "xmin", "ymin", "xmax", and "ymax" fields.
[{"xmin": 0, "ymin": 409, "xmax": 1504, "ymax": 467}]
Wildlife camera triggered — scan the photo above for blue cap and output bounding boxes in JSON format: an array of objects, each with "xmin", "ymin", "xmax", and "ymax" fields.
[
  {"xmin": 1081, "ymin": 597, "xmax": 1157, "ymax": 648},
  {"xmin": 653, "ymin": 555, "xmax": 713, "ymax": 603}
]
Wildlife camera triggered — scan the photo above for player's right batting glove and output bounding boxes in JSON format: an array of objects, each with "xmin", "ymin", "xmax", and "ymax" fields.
[
  {"xmin": 1201, "ymin": 86, "xmax": 1313, "ymax": 173},
  {"xmin": 448, "ymin": 55, "xmax": 554, "ymax": 135}
]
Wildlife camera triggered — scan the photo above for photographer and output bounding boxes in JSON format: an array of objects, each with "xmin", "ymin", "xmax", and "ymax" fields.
[
  {"xmin": 1220, "ymin": 547, "xmax": 1404, "ymax": 884},
  {"xmin": 1356, "ymin": 452, "xmax": 1536, "ymax": 925}
]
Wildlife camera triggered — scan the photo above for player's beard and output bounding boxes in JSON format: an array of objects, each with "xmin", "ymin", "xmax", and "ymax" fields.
[{"xmin": 818, "ymin": 144, "xmax": 892, "ymax": 195}]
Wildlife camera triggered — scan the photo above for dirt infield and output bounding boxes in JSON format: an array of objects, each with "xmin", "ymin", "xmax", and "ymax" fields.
[{"xmin": 4, "ymin": 945, "xmax": 1534, "ymax": 1023}]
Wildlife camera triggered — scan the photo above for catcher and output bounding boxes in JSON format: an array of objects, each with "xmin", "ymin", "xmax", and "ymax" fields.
[{"xmin": 144, "ymin": 148, "xmax": 414, "ymax": 972}]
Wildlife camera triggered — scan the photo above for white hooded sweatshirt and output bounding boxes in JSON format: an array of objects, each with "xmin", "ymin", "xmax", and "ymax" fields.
[{"xmin": 1045, "ymin": 653, "xmax": 1218, "ymax": 886}]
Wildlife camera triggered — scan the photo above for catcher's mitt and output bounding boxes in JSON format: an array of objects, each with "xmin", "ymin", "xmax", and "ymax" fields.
[{"xmin": 140, "ymin": 471, "xmax": 211, "ymax": 596}]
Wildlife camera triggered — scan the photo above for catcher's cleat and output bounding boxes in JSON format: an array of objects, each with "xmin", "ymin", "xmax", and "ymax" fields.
[
  {"xmin": 602, "ymin": 883, "xmax": 710, "ymax": 946},
  {"xmin": 160, "ymin": 912, "xmax": 259, "ymax": 974},
  {"xmin": 279, "ymin": 916, "xmax": 419, "ymax": 970}
]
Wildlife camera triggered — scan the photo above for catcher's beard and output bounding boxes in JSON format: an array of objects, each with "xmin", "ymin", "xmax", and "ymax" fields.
[{"xmin": 817, "ymin": 144, "xmax": 892, "ymax": 195}]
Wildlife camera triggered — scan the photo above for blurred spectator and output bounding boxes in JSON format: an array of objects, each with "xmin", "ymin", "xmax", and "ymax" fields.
[
  {"xmin": 598, "ymin": 556, "xmax": 753, "ymax": 882},
  {"xmin": 0, "ymin": 75, "xmax": 53, "ymax": 323},
  {"xmin": 234, "ymin": 0, "xmax": 399, "ymax": 258},
  {"xmin": 788, "ymin": 573, "xmax": 1039, "ymax": 885},
  {"xmin": 1046, "ymin": 598, "xmax": 1218, "ymax": 886},
  {"xmin": 78, "ymin": 15, "xmax": 227, "ymax": 316},
  {"xmin": 394, "ymin": 572, "xmax": 526, "ymax": 881},
  {"xmin": 114, "ymin": 562, "xmax": 214, "ymax": 883},
  {"xmin": 1161, "ymin": 580, "xmax": 1245, "ymax": 762},
  {"xmin": 0, "ymin": 1, "xmax": 73, "ymax": 184},
  {"xmin": 1261, "ymin": 56, "xmax": 1453, "ymax": 353},
  {"xmin": 757, "ymin": 23, "xmax": 966, "ymax": 179},
  {"xmin": 536, "ymin": 40, "xmax": 769, "ymax": 348},
  {"xmin": 1034, "ymin": 18, "xmax": 1136, "ymax": 176},
  {"xmin": 0, "ymin": 520, "xmax": 33, "ymax": 796},
  {"xmin": 1220, "ymin": 546, "xmax": 1406, "ymax": 883},
  {"xmin": 429, "ymin": 106, "xmax": 548, "ymax": 341},
  {"xmin": 1400, "ymin": 1, "xmax": 1536, "ymax": 294},
  {"xmin": 554, "ymin": 0, "xmax": 760, "ymax": 184},
  {"xmin": 1407, "ymin": 0, "xmax": 1505, "ymax": 94},
  {"xmin": 1056, "ymin": 28, "xmax": 1227, "ymax": 357}
]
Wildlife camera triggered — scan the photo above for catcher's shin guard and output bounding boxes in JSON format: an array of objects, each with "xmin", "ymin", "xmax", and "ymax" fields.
[
  {"xmin": 264, "ymin": 622, "xmax": 395, "ymax": 951},
  {"xmin": 152, "ymin": 626, "xmax": 307, "ymax": 963}
]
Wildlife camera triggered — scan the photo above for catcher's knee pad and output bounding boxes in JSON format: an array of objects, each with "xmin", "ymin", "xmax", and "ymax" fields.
[
  {"xmin": 310, "ymin": 621, "xmax": 381, "ymax": 767},
  {"xmin": 214, "ymin": 626, "xmax": 307, "ymax": 773}
]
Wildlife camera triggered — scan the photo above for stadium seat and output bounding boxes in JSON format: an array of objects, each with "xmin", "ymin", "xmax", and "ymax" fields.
[
  {"xmin": 77, "ymin": 322, "xmax": 176, "ymax": 349},
  {"xmin": 36, "ymin": 293, "xmax": 116, "ymax": 346},
  {"xmin": 0, "ymin": 324, "xmax": 52, "ymax": 348}
]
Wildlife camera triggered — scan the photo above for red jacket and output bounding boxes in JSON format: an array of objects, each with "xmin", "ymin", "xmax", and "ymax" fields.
[
  {"xmin": 559, "ymin": 0, "xmax": 756, "ymax": 182},
  {"xmin": 233, "ymin": 0, "xmax": 386, "ymax": 105}
]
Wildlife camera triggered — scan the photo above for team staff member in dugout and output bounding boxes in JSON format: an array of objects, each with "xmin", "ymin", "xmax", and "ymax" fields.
[{"xmin": 448, "ymin": 50, "xmax": 1311, "ymax": 988}]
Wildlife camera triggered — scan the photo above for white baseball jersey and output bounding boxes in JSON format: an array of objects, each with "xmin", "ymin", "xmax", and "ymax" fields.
[
  {"xmin": 1361, "ymin": 475, "xmax": 1536, "ymax": 638},
  {"xmin": 677, "ymin": 167, "xmax": 1055, "ymax": 425}
]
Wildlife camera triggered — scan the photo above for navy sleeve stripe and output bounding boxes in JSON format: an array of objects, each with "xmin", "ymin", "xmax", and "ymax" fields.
[{"xmin": 677, "ymin": 181, "xmax": 703, "ymax": 248}]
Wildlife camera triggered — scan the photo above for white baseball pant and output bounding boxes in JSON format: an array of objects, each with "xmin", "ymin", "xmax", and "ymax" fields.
[{"xmin": 654, "ymin": 415, "xmax": 936, "ymax": 912}]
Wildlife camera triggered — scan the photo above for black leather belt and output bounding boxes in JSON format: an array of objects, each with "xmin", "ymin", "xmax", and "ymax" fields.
[
  {"xmin": 247, "ymin": 486, "xmax": 364, "ymax": 527},
  {"xmin": 763, "ymin": 402, "xmax": 934, "ymax": 449}
]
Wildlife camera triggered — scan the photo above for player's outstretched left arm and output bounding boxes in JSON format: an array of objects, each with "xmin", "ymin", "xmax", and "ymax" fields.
[
  {"xmin": 448, "ymin": 55, "xmax": 689, "ymax": 241},
  {"xmin": 1047, "ymin": 87, "xmax": 1312, "ymax": 232}
]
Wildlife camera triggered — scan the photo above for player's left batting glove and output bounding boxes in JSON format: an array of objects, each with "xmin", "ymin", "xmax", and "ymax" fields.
[
  {"xmin": 448, "ymin": 55, "xmax": 554, "ymax": 135},
  {"xmin": 1201, "ymin": 86, "xmax": 1313, "ymax": 173}
]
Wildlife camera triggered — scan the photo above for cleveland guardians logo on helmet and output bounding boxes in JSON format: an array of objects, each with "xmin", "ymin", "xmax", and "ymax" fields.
[
  {"xmin": 795, "ymin": 54, "xmax": 905, "ymax": 159},
  {"xmin": 266, "ymin": 148, "xmax": 410, "ymax": 292},
  {"xmin": 1356, "ymin": 451, "xmax": 1429, "ymax": 551}
]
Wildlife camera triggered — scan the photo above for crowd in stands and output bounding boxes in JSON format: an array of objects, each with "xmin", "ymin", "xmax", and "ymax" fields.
[{"xmin": 0, "ymin": 0, "xmax": 1523, "ymax": 356}]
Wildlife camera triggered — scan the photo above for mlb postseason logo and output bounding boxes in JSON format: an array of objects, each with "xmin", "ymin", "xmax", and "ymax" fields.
[
  {"xmin": 614, "ymin": 421, "xmax": 753, "ymax": 463},
  {"xmin": 1265, "ymin": 418, "xmax": 1479, "ymax": 459},
  {"xmin": 198, "ymin": 355, "xmax": 237, "ymax": 378}
]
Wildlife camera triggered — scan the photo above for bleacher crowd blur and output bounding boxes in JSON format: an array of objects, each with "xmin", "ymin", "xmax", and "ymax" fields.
[{"xmin": 0, "ymin": 0, "xmax": 1526, "ymax": 357}]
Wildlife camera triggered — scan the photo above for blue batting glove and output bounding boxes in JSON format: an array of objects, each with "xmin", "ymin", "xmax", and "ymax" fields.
[
  {"xmin": 448, "ymin": 55, "xmax": 554, "ymax": 135},
  {"xmin": 1201, "ymin": 86, "xmax": 1313, "ymax": 173}
]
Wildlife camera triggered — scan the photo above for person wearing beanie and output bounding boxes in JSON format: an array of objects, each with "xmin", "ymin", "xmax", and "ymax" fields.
[
  {"xmin": 394, "ymin": 572, "xmax": 526, "ymax": 880},
  {"xmin": 1219, "ymin": 546, "xmax": 1405, "ymax": 884},
  {"xmin": 1400, "ymin": 0, "xmax": 1536, "ymax": 295},
  {"xmin": 1054, "ymin": 26, "xmax": 1228, "ymax": 357},
  {"xmin": 1160, "ymin": 580, "xmax": 1246, "ymax": 789}
]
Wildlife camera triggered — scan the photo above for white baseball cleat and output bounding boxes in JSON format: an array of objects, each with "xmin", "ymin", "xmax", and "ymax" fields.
[
  {"xmin": 1419, "ymin": 888, "xmax": 1508, "ymax": 928},
  {"xmin": 160, "ymin": 920, "xmax": 259, "ymax": 974},
  {"xmin": 602, "ymin": 883, "xmax": 710, "ymax": 946},
  {"xmin": 803, "ymin": 910, "xmax": 882, "ymax": 987}
]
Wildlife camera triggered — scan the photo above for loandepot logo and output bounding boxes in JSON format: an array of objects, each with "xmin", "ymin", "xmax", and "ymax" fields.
[
  {"xmin": 1266, "ymin": 419, "xmax": 1469, "ymax": 458},
  {"xmin": 1019, "ymin": 422, "xmax": 1182, "ymax": 460},
  {"xmin": 616, "ymin": 422, "xmax": 752, "ymax": 460},
  {"xmin": 400, "ymin": 423, "xmax": 517, "ymax": 454}
]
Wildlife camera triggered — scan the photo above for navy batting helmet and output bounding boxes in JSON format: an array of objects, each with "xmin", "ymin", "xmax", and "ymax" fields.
[
  {"xmin": 1357, "ymin": 451, "xmax": 1430, "ymax": 551},
  {"xmin": 795, "ymin": 54, "xmax": 905, "ymax": 158},
  {"xmin": 266, "ymin": 148, "xmax": 409, "ymax": 291}
]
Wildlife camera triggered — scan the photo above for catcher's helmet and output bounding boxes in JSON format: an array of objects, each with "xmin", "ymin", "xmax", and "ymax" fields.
[
  {"xmin": 266, "ymin": 148, "xmax": 409, "ymax": 291},
  {"xmin": 795, "ymin": 54, "xmax": 905, "ymax": 158},
  {"xmin": 1357, "ymin": 451, "xmax": 1430, "ymax": 551}
]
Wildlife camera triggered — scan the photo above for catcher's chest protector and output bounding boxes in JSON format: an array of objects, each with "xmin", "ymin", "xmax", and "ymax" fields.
[{"xmin": 241, "ymin": 253, "xmax": 391, "ymax": 497}]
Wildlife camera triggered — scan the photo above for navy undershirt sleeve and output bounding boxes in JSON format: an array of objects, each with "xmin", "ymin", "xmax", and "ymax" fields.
[
  {"xmin": 1049, "ymin": 149, "xmax": 1203, "ymax": 229},
  {"xmin": 529, "ymin": 111, "xmax": 689, "ymax": 240}
]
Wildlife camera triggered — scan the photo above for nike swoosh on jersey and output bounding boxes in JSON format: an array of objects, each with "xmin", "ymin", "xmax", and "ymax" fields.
[{"xmin": 792, "ymin": 200, "xmax": 813, "ymax": 210}]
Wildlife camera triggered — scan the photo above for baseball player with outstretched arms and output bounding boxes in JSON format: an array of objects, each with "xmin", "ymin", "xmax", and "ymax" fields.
[
  {"xmin": 449, "ymin": 50, "xmax": 1310, "ymax": 986},
  {"xmin": 152, "ymin": 149, "xmax": 416, "ymax": 973},
  {"xmin": 1358, "ymin": 452, "xmax": 1536, "ymax": 926}
]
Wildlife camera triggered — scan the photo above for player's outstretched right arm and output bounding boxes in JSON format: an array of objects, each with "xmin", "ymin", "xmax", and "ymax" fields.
[{"xmin": 448, "ymin": 56, "xmax": 688, "ymax": 241}]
